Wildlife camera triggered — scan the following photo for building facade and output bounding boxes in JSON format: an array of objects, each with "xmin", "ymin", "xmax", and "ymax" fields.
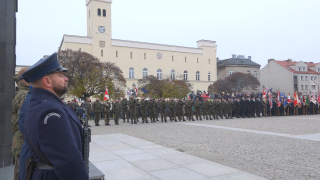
[
  {"xmin": 59, "ymin": 0, "xmax": 218, "ymax": 92},
  {"xmin": 217, "ymin": 54, "xmax": 261, "ymax": 80},
  {"xmin": 260, "ymin": 59, "xmax": 320, "ymax": 95}
]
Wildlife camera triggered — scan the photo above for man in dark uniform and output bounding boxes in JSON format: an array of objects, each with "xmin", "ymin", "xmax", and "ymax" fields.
[
  {"xmin": 128, "ymin": 95, "xmax": 137, "ymax": 124},
  {"xmin": 93, "ymin": 97, "xmax": 101, "ymax": 126},
  {"xmin": 177, "ymin": 98, "xmax": 185, "ymax": 121},
  {"xmin": 168, "ymin": 97, "xmax": 177, "ymax": 122},
  {"xmin": 246, "ymin": 96, "xmax": 251, "ymax": 118},
  {"xmin": 160, "ymin": 97, "xmax": 167, "ymax": 122},
  {"xmin": 234, "ymin": 96, "xmax": 240, "ymax": 118},
  {"xmin": 148, "ymin": 97, "xmax": 155, "ymax": 123},
  {"xmin": 121, "ymin": 97, "xmax": 129, "ymax": 123},
  {"xmin": 194, "ymin": 97, "xmax": 202, "ymax": 120},
  {"xmin": 251, "ymin": 96, "xmax": 256, "ymax": 117},
  {"xmin": 240, "ymin": 96, "xmax": 246, "ymax": 118},
  {"xmin": 22, "ymin": 53, "xmax": 89, "ymax": 180},
  {"xmin": 140, "ymin": 97, "xmax": 148, "ymax": 123},
  {"xmin": 255, "ymin": 97, "xmax": 262, "ymax": 117},
  {"xmin": 113, "ymin": 98, "xmax": 121, "ymax": 125},
  {"xmin": 104, "ymin": 100, "xmax": 111, "ymax": 125}
]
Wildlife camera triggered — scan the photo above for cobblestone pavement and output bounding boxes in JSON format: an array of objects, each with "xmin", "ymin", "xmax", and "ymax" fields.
[{"xmin": 89, "ymin": 115, "xmax": 320, "ymax": 180}]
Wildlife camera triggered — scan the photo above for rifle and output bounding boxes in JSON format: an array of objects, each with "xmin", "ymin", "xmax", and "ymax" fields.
[{"xmin": 83, "ymin": 102, "xmax": 91, "ymax": 173}]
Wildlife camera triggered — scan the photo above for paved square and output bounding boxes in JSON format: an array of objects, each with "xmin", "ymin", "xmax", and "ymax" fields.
[{"xmin": 90, "ymin": 115, "xmax": 320, "ymax": 180}]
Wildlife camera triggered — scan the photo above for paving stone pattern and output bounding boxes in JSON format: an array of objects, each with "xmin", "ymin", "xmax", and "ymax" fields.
[
  {"xmin": 90, "ymin": 134, "xmax": 266, "ymax": 180},
  {"xmin": 90, "ymin": 115, "xmax": 320, "ymax": 180}
]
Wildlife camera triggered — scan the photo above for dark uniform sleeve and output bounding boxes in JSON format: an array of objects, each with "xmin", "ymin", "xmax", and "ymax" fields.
[{"xmin": 38, "ymin": 108, "xmax": 88, "ymax": 180}]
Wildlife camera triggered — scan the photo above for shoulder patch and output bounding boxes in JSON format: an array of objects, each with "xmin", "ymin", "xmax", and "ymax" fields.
[{"xmin": 44, "ymin": 113, "xmax": 61, "ymax": 124}]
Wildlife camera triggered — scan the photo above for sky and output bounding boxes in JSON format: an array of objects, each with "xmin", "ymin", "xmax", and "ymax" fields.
[{"xmin": 16, "ymin": 0, "xmax": 320, "ymax": 68}]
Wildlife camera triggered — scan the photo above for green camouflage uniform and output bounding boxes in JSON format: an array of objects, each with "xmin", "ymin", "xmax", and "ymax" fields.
[
  {"xmin": 129, "ymin": 98, "xmax": 137, "ymax": 124},
  {"xmin": 104, "ymin": 102, "xmax": 111, "ymax": 125},
  {"xmin": 11, "ymin": 81, "xmax": 29, "ymax": 180},
  {"xmin": 220, "ymin": 100, "xmax": 226, "ymax": 119},
  {"xmin": 177, "ymin": 100, "xmax": 185, "ymax": 121},
  {"xmin": 194, "ymin": 101, "xmax": 201, "ymax": 120},
  {"xmin": 113, "ymin": 101, "xmax": 121, "ymax": 124},
  {"xmin": 168, "ymin": 100, "xmax": 177, "ymax": 121},
  {"xmin": 226, "ymin": 100, "xmax": 233, "ymax": 119},
  {"xmin": 121, "ymin": 99, "xmax": 129, "ymax": 122},
  {"xmin": 148, "ymin": 100, "xmax": 155, "ymax": 122},
  {"xmin": 214, "ymin": 100, "xmax": 220, "ymax": 120},
  {"xmin": 93, "ymin": 100, "xmax": 101, "ymax": 125},
  {"xmin": 140, "ymin": 99, "xmax": 148, "ymax": 123},
  {"xmin": 160, "ymin": 100, "xmax": 167, "ymax": 122}
]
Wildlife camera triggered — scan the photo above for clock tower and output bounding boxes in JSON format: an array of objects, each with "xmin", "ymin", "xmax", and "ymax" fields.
[{"xmin": 86, "ymin": 0, "xmax": 112, "ymax": 61}]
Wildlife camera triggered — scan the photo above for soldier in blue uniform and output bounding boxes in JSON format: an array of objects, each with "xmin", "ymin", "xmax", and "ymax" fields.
[{"xmin": 22, "ymin": 53, "xmax": 89, "ymax": 180}]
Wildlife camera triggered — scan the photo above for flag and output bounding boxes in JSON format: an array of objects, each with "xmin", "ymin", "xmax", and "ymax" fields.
[
  {"xmin": 269, "ymin": 92, "xmax": 272, "ymax": 109},
  {"xmin": 318, "ymin": 91, "xmax": 320, "ymax": 103},
  {"xmin": 277, "ymin": 91, "xmax": 281, "ymax": 107},
  {"xmin": 287, "ymin": 93, "xmax": 292, "ymax": 103},
  {"xmin": 312, "ymin": 91, "xmax": 316, "ymax": 104},
  {"xmin": 294, "ymin": 91, "xmax": 299, "ymax": 106},
  {"xmin": 141, "ymin": 87, "xmax": 149, "ymax": 93},
  {"xmin": 127, "ymin": 90, "xmax": 132, "ymax": 96},
  {"xmin": 104, "ymin": 87, "xmax": 109, "ymax": 101},
  {"xmin": 135, "ymin": 86, "xmax": 138, "ymax": 96},
  {"xmin": 306, "ymin": 94, "xmax": 310, "ymax": 106},
  {"xmin": 269, "ymin": 88, "xmax": 273, "ymax": 93},
  {"xmin": 283, "ymin": 98, "xmax": 288, "ymax": 107},
  {"xmin": 262, "ymin": 89, "xmax": 267, "ymax": 100}
]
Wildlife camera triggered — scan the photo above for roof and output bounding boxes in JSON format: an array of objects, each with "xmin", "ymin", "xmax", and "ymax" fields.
[
  {"xmin": 274, "ymin": 60, "xmax": 320, "ymax": 74},
  {"xmin": 217, "ymin": 58, "xmax": 260, "ymax": 67}
]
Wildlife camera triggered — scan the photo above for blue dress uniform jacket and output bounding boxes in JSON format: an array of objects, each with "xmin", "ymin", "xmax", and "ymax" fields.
[{"xmin": 25, "ymin": 88, "xmax": 89, "ymax": 180}]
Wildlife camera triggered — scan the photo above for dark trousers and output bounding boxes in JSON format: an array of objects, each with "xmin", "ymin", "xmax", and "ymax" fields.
[
  {"xmin": 94, "ymin": 112, "xmax": 100, "ymax": 124},
  {"xmin": 105, "ymin": 111, "xmax": 110, "ymax": 124}
]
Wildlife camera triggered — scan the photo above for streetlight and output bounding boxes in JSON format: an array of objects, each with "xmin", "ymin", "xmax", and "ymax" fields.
[{"xmin": 132, "ymin": 82, "xmax": 136, "ymax": 97}]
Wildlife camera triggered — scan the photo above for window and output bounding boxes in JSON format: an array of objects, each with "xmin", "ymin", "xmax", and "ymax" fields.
[
  {"xmin": 197, "ymin": 58, "xmax": 198, "ymax": 63},
  {"xmin": 172, "ymin": 56, "xmax": 174, "ymax": 62},
  {"xmin": 130, "ymin": 52, "xmax": 132, "ymax": 59},
  {"xmin": 301, "ymin": 85, "xmax": 304, "ymax": 90},
  {"xmin": 311, "ymin": 76, "xmax": 313, "ymax": 81},
  {"xmin": 171, "ymin": 70, "xmax": 175, "ymax": 80},
  {"xmin": 305, "ymin": 85, "xmax": 308, "ymax": 90},
  {"xmin": 301, "ymin": 76, "xmax": 304, "ymax": 81},
  {"xmin": 101, "ymin": 50, "xmax": 103, "ymax": 57},
  {"xmin": 318, "ymin": 68, "xmax": 320, "ymax": 72},
  {"xmin": 247, "ymin": 70, "xmax": 251, "ymax": 74},
  {"xmin": 254, "ymin": 71, "xmax": 258, "ymax": 77},
  {"xmin": 144, "ymin": 53, "xmax": 146, "ymax": 60},
  {"xmin": 303, "ymin": 67, "xmax": 305, "ymax": 71},
  {"xmin": 315, "ymin": 76, "xmax": 318, "ymax": 81},
  {"xmin": 103, "ymin": 9, "xmax": 106, "ymax": 17},
  {"xmin": 299, "ymin": 67, "xmax": 301, "ymax": 71},
  {"xmin": 312, "ymin": 85, "xmax": 316, "ymax": 90},
  {"xmin": 229, "ymin": 71, "xmax": 234, "ymax": 75},
  {"xmin": 157, "ymin": 69, "xmax": 162, "ymax": 80},
  {"xmin": 305, "ymin": 76, "xmax": 308, "ymax": 81},
  {"xmin": 116, "ymin": 51, "xmax": 118, "ymax": 58},
  {"xmin": 208, "ymin": 59, "xmax": 210, "ymax": 64},
  {"xmin": 143, "ymin": 68, "xmax": 148, "ymax": 78},
  {"xmin": 196, "ymin": 71, "xmax": 200, "ymax": 81},
  {"xmin": 129, "ymin": 67, "xmax": 134, "ymax": 79},
  {"xmin": 184, "ymin": 70, "xmax": 188, "ymax": 80},
  {"xmin": 208, "ymin": 72, "xmax": 211, "ymax": 81},
  {"xmin": 185, "ymin": 57, "xmax": 186, "ymax": 62},
  {"xmin": 97, "ymin": 8, "xmax": 101, "ymax": 16}
]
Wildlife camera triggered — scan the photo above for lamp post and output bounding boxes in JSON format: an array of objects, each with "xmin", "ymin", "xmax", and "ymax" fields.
[{"xmin": 132, "ymin": 82, "xmax": 136, "ymax": 97}]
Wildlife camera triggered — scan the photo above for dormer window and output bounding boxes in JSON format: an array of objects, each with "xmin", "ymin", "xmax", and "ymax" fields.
[
  {"xmin": 298, "ymin": 67, "xmax": 301, "ymax": 71},
  {"xmin": 303, "ymin": 67, "xmax": 305, "ymax": 71}
]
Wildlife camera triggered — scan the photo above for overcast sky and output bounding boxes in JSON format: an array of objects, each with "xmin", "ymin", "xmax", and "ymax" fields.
[{"xmin": 16, "ymin": 0, "xmax": 320, "ymax": 68}]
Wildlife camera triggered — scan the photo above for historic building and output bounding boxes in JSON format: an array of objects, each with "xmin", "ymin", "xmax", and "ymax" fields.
[
  {"xmin": 59, "ymin": 0, "xmax": 218, "ymax": 91},
  {"xmin": 260, "ymin": 59, "xmax": 320, "ymax": 95},
  {"xmin": 217, "ymin": 54, "xmax": 261, "ymax": 80}
]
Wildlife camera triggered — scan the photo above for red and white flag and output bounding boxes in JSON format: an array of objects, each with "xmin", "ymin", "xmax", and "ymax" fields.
[
  {"xmin": 287, "ymin": 93, "xmax": 292, "ymax": 103},
  {"xmin": 104, "ymin": 87, "xmax": 109, "ymax": 101},
  {"xmin": 277, "ymin": 91, "xmax": 281, "ymax": 107},
  {"xmin": 269, "ymin": 92, "xmax": 272, "ymax": 109},
  {"xmin": 318, "ymin": 91, "xmax": 320, "ymax": 103},
  {"xmin": 135, "ymin": 86, "xmax": 138, "ymax": 96}
]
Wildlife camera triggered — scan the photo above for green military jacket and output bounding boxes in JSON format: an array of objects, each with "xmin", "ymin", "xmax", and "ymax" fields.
[
  {"xmin": 186, "ymin": 101, "xmax": 193, "ymax": 109},
  {"xmin": 121, "ymin": 99, "xmax": 128, "ymax": 109},
  {"xmin": 160, "ymin": 100, "xmax": 167, "ymax": 110},
  {"xmin": 177, "ymin": 101, "xmax": 184, "ymax": 108},
  {"xmin": 220, "ymin": 101, "xmax": 226, "ymax": 109},
  {"xmin": 227, "ymin": 101, "xmax": 233, "ymax": 109},
  {"xmin": 194, "ymin": 101, "xmax": 201, "ymax": 109},
  {"xmin": 93, "ymin": 100, "xmax": 101, "ymax": 113},
  {"xmin": 113, "ymin": 102, "xmax": 121, "ymax": 111},
  {"xmin": 128, "ymin": 98, "xmax": 136, "ymax": 109},
  {"xmin": 104, "ymin": 102, "xmax": 111, "ymax": 112},
  {"xmin": 148, "ymin": 100, "xmax": 155, "ymax": 109},
  {"xmin": 168, "ymin": 100, "xmax": 176, "ymax": 109},
  {"xmin": 141, "ymin": 100, "xmax": 148, "ymax": 110}
]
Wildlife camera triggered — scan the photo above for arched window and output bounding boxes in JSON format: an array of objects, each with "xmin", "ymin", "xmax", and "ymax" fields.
[
  {"xmin": 115, "ymin": 67, "xmax": 120, "ymax": 79},
  {"xmin": 143, "ymin": 68, "xmax": 148, "ymax": 78},
  {"xmin": 196, "ymin": 71, "xmax": 200, "ymax": 81},
  {"xmin": 157, "ymin": 69, "xmax": 162, "ymax": 80},
  {"xmin": 208, "ymin": 72, "xmax": 211, "ymax": 81},
  {"xmin": 129, "ymin": 67, "xmax": 134, "ymax": 79},
  {"xmin": 171, "ymin": 70, "xmax": 175, "ymax": 80},
  {"xmin": 184, "ymin": 70, "xmax": 188, "ymax": 80},
  {"xmin": 103, "ymin": 9, "xmax": 106, "ymax": 17},
  {"xmin": 97, "ymin": 8, "xmax": 101, "ymax": 16},
  {"xmin": 101, "ymin": 50, "xmax": 103, "ymax": 57}
]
